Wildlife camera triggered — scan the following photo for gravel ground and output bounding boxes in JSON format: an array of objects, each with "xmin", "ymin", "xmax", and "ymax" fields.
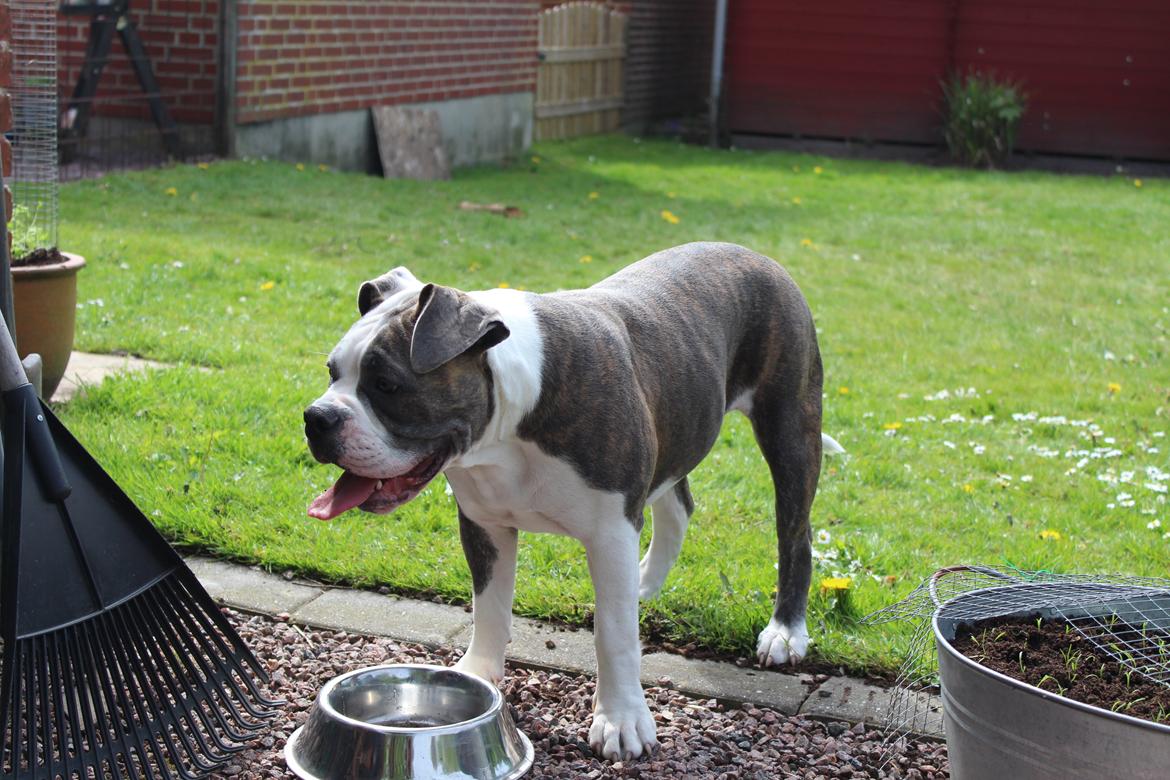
[{"xmin": 224, "ymin": 609, "xmax": 949, "ymax": 779}]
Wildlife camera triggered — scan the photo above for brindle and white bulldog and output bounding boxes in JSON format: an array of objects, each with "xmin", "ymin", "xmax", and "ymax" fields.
[{"xmin": 303, "ymin": 242, "xmax": 842, "ymax": 761}]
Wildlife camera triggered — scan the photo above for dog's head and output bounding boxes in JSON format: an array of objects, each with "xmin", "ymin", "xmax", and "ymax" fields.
[{"xmin": 304, "ymin": 267, "xmax": 509, "ymax": 519}]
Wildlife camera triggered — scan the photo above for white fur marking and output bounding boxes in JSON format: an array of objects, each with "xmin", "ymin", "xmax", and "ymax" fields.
[
  {"xmin": 460, "ymin": 289, "xmax": 544, "ymax": 457},
  {"xmin": 312, "ymin": 283, "xmax": 423, "ymax": 477},
  {"xmin": 728, "ymin": 388, "xmax": 754, "ymax": 416},
  {"xmin": 822, "ymin": 433, "xmax": 845, "ymax": 455},
  {"xmin": 638, "ymin": 485, "xmax": 689, "ymax": 600},
  {"xmin": 586, "ymin": 523, "xmax": 659, "ymax": 761},
  {"xmin": 454, "ymin": 525, "xmax": 517, "ymax": 685},
  {"xmin": 756, "ymin": 617, "xmax": 809, "ymax": 667}
]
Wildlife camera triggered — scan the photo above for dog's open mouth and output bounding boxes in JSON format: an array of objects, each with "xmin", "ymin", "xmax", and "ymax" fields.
[{"xmin": 307, "ymin": 448, "xmax": 447, "ymax": 520}]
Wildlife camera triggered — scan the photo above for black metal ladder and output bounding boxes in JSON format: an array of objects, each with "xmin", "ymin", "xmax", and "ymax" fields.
[{"xmin": 59, "ymin": 0, "xmax": 182, "ymax": 159}]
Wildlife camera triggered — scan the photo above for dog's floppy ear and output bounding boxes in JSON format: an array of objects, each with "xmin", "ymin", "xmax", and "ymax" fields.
[
  {"xmin": 358, "ymin": 267, "xmax": 423, "ymax": 315},
  {"xmin": 410, "ymin": 284, "xmax": 510, "ymax": 374}
]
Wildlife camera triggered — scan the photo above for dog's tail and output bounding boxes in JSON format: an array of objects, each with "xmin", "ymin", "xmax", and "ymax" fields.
[{"xmin": 822, "ymin": 433, "xmax": 845, "ymax": 456}]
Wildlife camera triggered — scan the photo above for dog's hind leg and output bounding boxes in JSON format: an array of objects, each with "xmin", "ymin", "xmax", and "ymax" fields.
[
  {"xmin": 638, "ymin": 478, "xmax": 694, "ymax": 600},
  {"xmin": 749, "ymin": 361, "xmax": 824, "ymax": 667}
]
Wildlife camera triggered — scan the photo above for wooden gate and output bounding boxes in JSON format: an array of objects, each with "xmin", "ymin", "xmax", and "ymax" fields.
[{"xmin": 535, "ymin": 3, "xmax": 627, "ymax": 141}]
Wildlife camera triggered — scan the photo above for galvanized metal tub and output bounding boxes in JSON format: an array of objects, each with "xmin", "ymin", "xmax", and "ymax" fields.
[{"xmin": 934, "ymin": 584, "xmax": 1170, "ymax": 780}]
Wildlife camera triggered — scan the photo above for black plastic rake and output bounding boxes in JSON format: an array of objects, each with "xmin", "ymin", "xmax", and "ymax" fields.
[{"xmin": 0, "ymin": 296, "xmax": 280, "ymax": 776}]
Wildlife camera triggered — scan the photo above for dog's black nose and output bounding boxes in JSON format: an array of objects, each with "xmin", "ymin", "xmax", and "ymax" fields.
[{"xmin": 304, "ymin": 405, "xmax": 342, "ymax": 437}]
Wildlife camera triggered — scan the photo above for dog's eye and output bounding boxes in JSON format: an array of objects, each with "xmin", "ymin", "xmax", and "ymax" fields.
[
  {"xmin": 327, "ymin": 363, "xmax": 339, "ymax": 383},
  {"xmin": 376, "ymin": 377, "xmax": 399, "ymax": 394}
]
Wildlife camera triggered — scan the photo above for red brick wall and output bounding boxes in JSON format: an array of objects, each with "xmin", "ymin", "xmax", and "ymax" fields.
[
  {"xmin": 57, "ymin": 1, "xmax": 220, "ymax": 124},
  {"xmin": 236, "ymin": 1, "xmax": 538, "ymax": 125}
]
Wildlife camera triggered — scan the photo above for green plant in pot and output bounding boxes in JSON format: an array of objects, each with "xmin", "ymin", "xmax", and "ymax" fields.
[
  {"xmin": 941, "ymin": 71, "xmax": 1028, "ymax": 168},
  {"xmin": 9, "ymin": 203, "xmax": 86, "ymax": 399}
]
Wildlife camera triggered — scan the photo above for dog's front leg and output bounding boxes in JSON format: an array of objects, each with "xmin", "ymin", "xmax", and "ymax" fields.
[
  {"xmin": 584, "ymin": 522, "xmax": 657, "ymax": 761},
  {"xmin": 454, "ymin": 510, "xmax": 517, "ymax": 684}
]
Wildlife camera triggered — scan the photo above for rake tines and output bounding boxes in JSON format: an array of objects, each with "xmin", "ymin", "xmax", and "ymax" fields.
[
  {"xmin": 1, "ymin": 571, "xmax": 280, "ymax": 780},
  {"xmin": 0, "ymin": 162, "xmax": 279, "ymax": 780}
]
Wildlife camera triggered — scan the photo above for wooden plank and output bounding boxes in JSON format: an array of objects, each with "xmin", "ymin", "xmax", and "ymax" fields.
[
  {"xmin": 534, "ymin": 2, "xmax": 626, "ymax": 141},
  {"xmin": 535, "ymin": 96, "xmax": 624, "ymax": 119}
]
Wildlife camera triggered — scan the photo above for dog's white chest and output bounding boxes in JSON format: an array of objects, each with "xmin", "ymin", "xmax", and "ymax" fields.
[{"xmin": 445, "ymin": 441, "xmax": 624, "ymax": 539}]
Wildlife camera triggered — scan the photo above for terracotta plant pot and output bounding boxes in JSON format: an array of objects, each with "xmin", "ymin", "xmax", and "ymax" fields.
[{"xmin": 11, "ymin": 252, "xmax": 86, "ymax": 398}]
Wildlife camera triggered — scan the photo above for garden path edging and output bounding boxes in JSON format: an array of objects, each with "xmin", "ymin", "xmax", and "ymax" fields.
[{"xmin": 185, "ymin": 556, "xmax": 944, "ymax": 737}]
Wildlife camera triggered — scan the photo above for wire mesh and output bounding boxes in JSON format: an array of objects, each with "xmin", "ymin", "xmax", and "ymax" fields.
[
  {"xmin": 864, "ymin": 565, "xmax": 1170, "ymax": 753},
  {"xmin": 9, "ymin": 0, "xmax": 59, "ymax": 253}
]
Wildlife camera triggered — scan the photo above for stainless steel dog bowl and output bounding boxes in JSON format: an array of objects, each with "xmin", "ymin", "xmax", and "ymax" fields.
[{"xmin": 285, "ymin": 664, "xmax": 533, "ymax": 780}]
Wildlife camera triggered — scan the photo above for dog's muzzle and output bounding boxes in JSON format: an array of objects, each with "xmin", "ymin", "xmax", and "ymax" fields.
[{"xmin": 304, "ymin": 403, "xmax": 347, "ymax": 464}]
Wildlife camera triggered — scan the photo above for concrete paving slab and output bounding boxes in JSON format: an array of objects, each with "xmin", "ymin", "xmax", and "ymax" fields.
[
  {"xmin": 642, "ymin": 653, "xmax": 813, "ymax": 715},
  {"xmin": 800, "ymin": 675, "xmax": 944, "ymax": 737},
  {"xmin": 186, "ymin": 557, "xmax": 323, "ymax": 615},
  {"xmin": 52, "ymin": 351, "xmax": 168, "ymax": 403},
  {"xmin": 184, "ymin": 554, "xmax": 924, "ymax": 734},
  {"xmin": 500, "ymin": 616, "xmax": 598, "ymax": 675},
  {"xmin": 291, "ymin": 589, "xmax": 470, "ymax": 647}
]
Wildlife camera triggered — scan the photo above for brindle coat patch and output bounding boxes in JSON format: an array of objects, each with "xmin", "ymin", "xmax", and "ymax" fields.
[
  {"xmin": 359, "ymin": 297, "xmax": 497, "ymax": 458},
  {"xmin": 518, "ymin": 242, "xmax": 822, "ymax": 531},
  {"xmin": 458, "ymin": 508, "xmax": 498, "ymax": 596}
]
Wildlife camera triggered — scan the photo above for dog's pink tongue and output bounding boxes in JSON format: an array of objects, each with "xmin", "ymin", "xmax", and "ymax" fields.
[{"xmin": 308, "ymin": 471, "xmax": 378, "ymax": 520}]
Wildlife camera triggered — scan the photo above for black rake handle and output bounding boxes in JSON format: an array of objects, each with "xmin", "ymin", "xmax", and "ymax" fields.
[
  {"xmin": 0, "ymin": 310, "xmax": 26, "ymax": 393},
  {"xmin": 0, "ymin": 314, "xmax": 72, "ymax": 500}
]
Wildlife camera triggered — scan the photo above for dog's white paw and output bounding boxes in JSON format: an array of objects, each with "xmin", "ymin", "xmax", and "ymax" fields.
[
  {"xmin": 589, "ymin": 702, "xmax": 658, "ymax": 762},
  {"xmin": 454, "ymin": 653, "xmax": 505, "ymax": 685},
  {"xmin": 637, "ymin": 565, "xmax": 665, "ymax": 601},
  {"xmin": 756, "ymin": 618, "xmax": 809, "ymax": 667}
]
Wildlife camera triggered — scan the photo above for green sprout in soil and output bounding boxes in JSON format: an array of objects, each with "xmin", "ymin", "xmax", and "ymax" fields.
[{"xmin": 1037, "ymin": 674, "xmax": 1067, "ymax": 696}]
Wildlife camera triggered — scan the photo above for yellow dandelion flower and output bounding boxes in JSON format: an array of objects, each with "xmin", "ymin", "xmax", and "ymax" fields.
[
  {"xmin": 882, "ymin": 421, "xmax": 902, "ymax": 431},
  {"xmin": 660, "ymin": 209, "xmax": 680, "ymax": 225},
  {"xmin": 814, "ymin": 166, "xmax": 824, "ymax": 174},
  {"xmin": 318, "ymin": 164, "xmax": 328, "ymax": 172},
  {"xmin": 1134, "ymin": 179, "xmax": 1143, "ymax": 188},
  {"xmin": 498, "ymin": 282, "xmax": 510, "ymax": 289},
  {"xmin": 791, "ymin": 196, "xmax": 802, "ymax": 205},
  {"xmin": 531, "ymin": 156, "xmax": 541, "ymax": 164},
  {"xmin": 1108, "ymin": 382, "xmax": 1121, "ymax": 394},
  {"xmin": 295, "ymin": 163, "xmax": 305, "ymax": 171},
  {"xmin": 962, "ymin": 483, "xmax": 975, "ymax": 493},
  {"xmin": 800, "ymin": 238, "xmax": 813, "ymax": 247},
  {"xmin": 1039, "ymin": 529, "xmax": 1062, "ymax": 541},
  {"xmin": 468, "ymin": 262, "xmax": 481, "ymax": 272},
  {"xmin": 165, "ymin": 187, "xmax": 178, "ymax": 196},
  {"xmin": 588, "ymin": 191, "xmax": 600, "ymax": 200},
  {"xmin": 820, "ymin": 577, "xmax": 852, "ymax": 593},
  {"xmin": 579, "ymin": 255, "xmax": 593, "ymax": 264},
  {"xmin": 260, "ymin": 281, "xmax": 275, "ymax": 291},
  {"xmin": 838, "ymin": 386, "xmax": 850, "ymax": 395},
  {"xmin": 196, "ymin": 162, "xmax": 209, "ymax": 170}
]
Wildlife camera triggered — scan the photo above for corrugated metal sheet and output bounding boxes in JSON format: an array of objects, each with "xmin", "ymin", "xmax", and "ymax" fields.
[
  {"xmin": 622, "ymin": 0, "xmax": 715, "ymax": 130},
  {"xmin": 726, "ymin": 0, "xmax": 1170, "ymax": 159}
]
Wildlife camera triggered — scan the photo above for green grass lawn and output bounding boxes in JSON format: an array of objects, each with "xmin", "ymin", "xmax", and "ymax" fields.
[{"xmin": 55, "ymin": 136, "xmax": 1169, "ymax": 676}]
